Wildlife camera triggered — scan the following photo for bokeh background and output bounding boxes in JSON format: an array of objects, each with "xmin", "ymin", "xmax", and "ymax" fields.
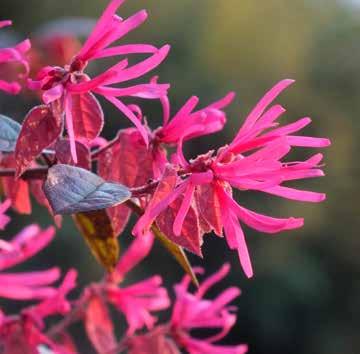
[{"xmin": 1, "ymin": 0, "xmax": 359, "ymax": 353}]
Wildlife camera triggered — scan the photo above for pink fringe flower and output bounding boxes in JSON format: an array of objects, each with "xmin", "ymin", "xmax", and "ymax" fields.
[
  {"xmin": 170, "ymin": 264, "xmax": 247, "ymax": 354},
  {"xmin": 133, "ymin": 79, "xmax": 331, "ymax": 277},
  {"xmin": 106, "ymin": 231, "xmax": 170, "ymax": 335},
  {"xmin": 0, "ymin": 223, "xmax": 65, "ymax": 301},
  {"xmin": 28, "ymin": 0, "xmax": 170, "ymax": 163},
  {"xmin": 0, "ymin": 270, "xmax": 77, "ymax": 354},
  {"xmin": 0, "ymin": 20, "xmax": 31, "ymax": 94}
]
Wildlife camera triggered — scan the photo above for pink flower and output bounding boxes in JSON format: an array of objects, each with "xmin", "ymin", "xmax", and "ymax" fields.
[
  {"xmin": 170, "ymin": 264, "xmax": 248, "ymax": 354},
  {"xmin": 0, "ymin": 199, "xmax": 11, "ymax": 230},
  {"xmin": 149, "ymin": 87, "xmax": 234, "ymax": 176},
  {"xmin": 133, "ymin": 79, "xmax": 330, "ymax": 277},
  {"xmin": 0, "ymin": 20, "xmax": 30, "ymax": 94},
  {"xmin": 106, "ymin": 232, "xmax": 170, "ymax": 335},
  {"xmin": 0, "ymin": 270, "xmax": 77, "ymax": 354},
  {"xmin": 29, "ymin": 0, "xmax": 170, "ymax": 163},
  {"xmin": 0, "ymin": 224, "xmax": 65, "ymax": 301}
]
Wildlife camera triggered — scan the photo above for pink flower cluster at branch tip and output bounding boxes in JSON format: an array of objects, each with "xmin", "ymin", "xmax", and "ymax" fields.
[
  {"xmin": 133, "ymin": 79, "xmax": 331, "ymax": 277},
  {"xmin": 0, "ymin": 222, "xmax": 61, "ymax": 301},
  {"xmin": 107, "ymin": 231, "xmax": 170, "ymax": 335},
  {"xmin": 170, "ymin": 264, "xmax": 248, "ymax": 354},
  {"xmin": 0, "ymin": 20, "xmax": 31, "ymax": 94},
  {"xmin": 127, "ymin": 264, "xmax": 247, "ymax": 354},
  {"xmin": 28, "ymin": 0, "xmax": 170, "ymax": 163}
]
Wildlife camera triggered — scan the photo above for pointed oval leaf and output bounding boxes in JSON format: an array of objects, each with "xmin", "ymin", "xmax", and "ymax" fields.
[
  {"xmin": 73, "ymin": 210, "xmax": 119, "ymax": 272},
  {"xmin": 97, "ymin": 129, "xmax": 154, "ymax": 236},
  {"xmin": 55, "ymin": 138, "xmax": 91, "ymax": 169},
  {"xmin": 71, "ymin": 92, "xmax": 104, "ymax": 143},
  {"xmin": 0, "ymin": 154, "xmax": 31, "ymax": 214},
  {"xmin": 85, "ymin": 294, "xmax": 117, "ymax": 354},
  {"xmin": 43, "ymin": 164, "xmax": 131, "ymax": 215},
  {"xmin": 195, "ymin": 183, "xmax": 223, "ymax": 236},
  {"xmin": 0, "ymin": 115, "xmax": 21, "ymax": 152},
  {"xmin": 152, "ymin": 224, "xmax": 199, "ymax": 288},
  {"xmin": 15, "ymin": 105, "xmax": 63, "ymax": 178}
]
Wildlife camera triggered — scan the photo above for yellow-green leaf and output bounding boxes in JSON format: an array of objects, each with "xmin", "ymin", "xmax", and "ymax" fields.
[
  {"xmin": 151, "ymin": 224, "xmax": 199, "ymax": 287},
  {"xmin": 73, "ymin": 210, "xmax": 119, "ymax": 272}
]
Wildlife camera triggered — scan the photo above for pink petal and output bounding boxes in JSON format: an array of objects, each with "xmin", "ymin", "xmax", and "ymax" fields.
[
  {"xmin": 43, "ymin": 84, "xmax": 64, "ymax": 104},
  {"xmin": 0, "ymin": 267, "xmax": 60, "ymax": 286},
  {"xmin": 286, "ymin": 136, "xmax": 331, "ymax": 147},
  {"xmin": 104, "ymin": 95, "xmax": 149, "ymax": 146},
  {"xmin": 65, "ymin": 93, "xmax": 78, "ymax": 164},
  {"xmin": 261, "ymin": 185, "xmax": 326, "ymax": 202},
  {"xmin": 104, "ymin": 45, "xmax": 170, "ymax": 85},
  {"xmin": 234, "ymin": 79, "xmax": 295, "ymax": 139},
  {"xmin": 78, "ymin": 0, "xmax": 127, "ymax": 59},
  {"xmin": 93, "ymin": 43, "xmax": 157, "ymax": 59},
  {"xmin": 113, "ymin": 231, "xmax": 154, "ymax": 282},
  {"xmin": 173, "ymin": 184, "xmax": 196, "ymax": 236}
]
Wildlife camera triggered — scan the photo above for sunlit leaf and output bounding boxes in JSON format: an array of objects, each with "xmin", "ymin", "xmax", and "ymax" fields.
[
  {"xmin": 71, "ymin": 92, "xmax": 104, "ymax": 143},
  {"xmin": 85, "ymin": 294, "xmax": 117, "ymax": 354},
  {"xmin": 97, "ymin": 129, "xmax": 154, "ymax": 236},
  {"xmin": 15, "ymin": 105, "xmax": 63, "ymax": 178},
  {"xmin": 73, "ymin": 210, "xmax": 119, "ymax": 272},
  {"xmin": 55, "ymin": 138, "xmax": 91, "ymax": 169},
  {"xmin": 0, "ymin": 114, "xmax": 21, "ymax": 152},
  {"xmin": 43, "ymin": 164, "xmax": 131, "ymax": 215},
  {"xmin": 152, "ymin": 224, "xmax": 199, "ymax": 287}
]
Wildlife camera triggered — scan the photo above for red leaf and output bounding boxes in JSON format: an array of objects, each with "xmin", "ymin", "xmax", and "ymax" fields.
[
  {"xmin": 15, "ymin": 105, "xmax": 62, "ymax": 178},
  {"xmin": 29, "ymin": 179, "xmax": 62, "ymax": 227},
  {"xmin": 71, "ymin": 92, "xmax": 104, "ymax": 143},
  {"xmin": 156, "ymin": 197, "xmax": 203, "ymax": 256},
  {"xmin": 129, "ymin": 328, "xmax": 180, "ymax": 354},
  {"xmin": 98, "ymin": 129, "xmax": 154, "ymax": 236},
  {"xmin": 195, "ymin": 183, "xmax": 223, "ymax": 236},
  {"xmin": 148, "ymin": 166, "xmax": 203, "ymax": 256},
  {"xmin": 0, "ymin": 154, "xmax": 31, "ymax": 214},
  {"xmin": 85, "ymin": 294, "xmax": 117, "ymax": 354},
  {"xmin": 55, "ymin": 138, "xmax": 91, "ymax": 169},
  {"xmin": 53, "ymin": 331, "xmax": 78, "ymax": 353}
]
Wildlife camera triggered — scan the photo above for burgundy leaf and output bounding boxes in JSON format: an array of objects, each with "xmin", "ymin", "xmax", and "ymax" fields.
[
  {"xmin": 53, "ymin": 331, "xmax": 78, "ymax": 354},
  {"xmin": 71, "ymin": 92, "xmax": 104, "ymax": 143},
  {"xmin": 55, "ymin": 138, "xmax": 91, "ymax": 169},
  {"xmin": 129, "ymin": 328, "xmax": 180, "ymax": 354},
  {"xmin": 147, "ymin": 166, "xmax": 203, "ymax": 256},
  {"xmin": 85, "ymin": 294, "xmax": 117, "ymax": 354},
  {"xmin": 98, "ymin": 128, "xmax": 154, "ymax": 236},
  {"xmin": 15, "ymin": 105, "xmax": 63, "ymax": 178},
  {"xmin": 195, "ymin": 182, "xmax": 223, "ymax": 236},
  {"xmin": 29, "ymin": 179, "xmax": 63, "ymax": 227},
  {"xmin": 0, "ymin": 154, "xmax": 31, "ymax": 214},
  {"xmin": 156, "ymin": 197, "xmax": 203, "ymax": 256}
]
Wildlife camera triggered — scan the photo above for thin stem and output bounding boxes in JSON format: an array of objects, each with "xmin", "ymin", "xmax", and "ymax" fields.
[
  {"xmin": 91, "ymin": 138, "xmax": 119, "ymax": 159},
  {"xmin": 0, "ymin": 166, "xmax": 48, "ymax": 180}
]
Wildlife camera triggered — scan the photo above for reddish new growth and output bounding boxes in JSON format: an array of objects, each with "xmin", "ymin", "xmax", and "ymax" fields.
[{"xmin": 0, "ymin": 0, "xmax": 330, "ymax": 353}]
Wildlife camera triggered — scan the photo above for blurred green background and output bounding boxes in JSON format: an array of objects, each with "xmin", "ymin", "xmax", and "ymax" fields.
[{"xmin": 1, "ymin": 0, "xmax": 359, "ymax": 353}]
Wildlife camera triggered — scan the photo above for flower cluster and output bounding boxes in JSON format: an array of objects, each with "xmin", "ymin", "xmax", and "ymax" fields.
[{"xmin": 0, "ymin": 0, "xmax": 330, "ymax": 352}]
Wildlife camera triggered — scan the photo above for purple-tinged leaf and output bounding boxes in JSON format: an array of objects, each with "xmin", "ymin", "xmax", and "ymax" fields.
[
  {"xmin": 43, "ymin": 164, "xmax": 131, "ymax": 215},
  {"xmin": 0, "ymin": 115, "xmax": 21, "ymax": 152},
  {"xmin": 97, "ymin": 128, "xmax": 153, "ymax": 236},
  {"xmin": 71, "ymin": 93, "xmax": 104, "ymax": 143},
  {"xmin": 55, "ymin": 139, "xmax": 91, "ymax": 169},
  {"xmin": 15, "ymin": 105, "xmax": 63, "ymax": 178},
  {"xmin": 195, "ymin": 183, "xmax": 223, "ymax": 236},
  {"xmin": 0, "ymin": 154, "xmax": 31, "ymax": 214},
  {"xmin": 85, "ymin": 294, "xmax": 117, "ymax": 354}
]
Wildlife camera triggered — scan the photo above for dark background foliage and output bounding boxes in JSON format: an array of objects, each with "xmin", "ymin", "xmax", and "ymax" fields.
[{"xmin": 1, "ymin": 0, "xmax": 359, "ymax": 353}]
